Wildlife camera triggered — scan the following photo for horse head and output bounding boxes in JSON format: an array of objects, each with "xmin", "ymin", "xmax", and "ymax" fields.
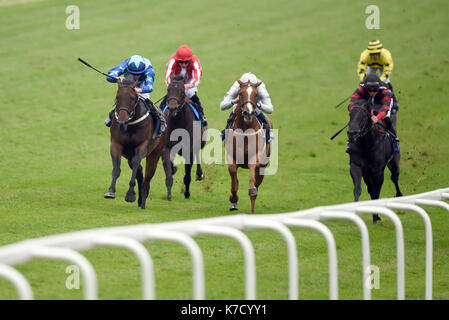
[
  {"xmin": 348, "ymin": 101, "xmax": 372, "ymax": 143},
  {"xmin": 237, "ymin": 80, "xmax": 262, "ymax": 123},
  {"xmin": 115, "ymin": 78, "xmax": 139, "ymax": 131},
  {"xmin": 166, "ymin": 74, "xmax": 187, "ymax": 118}
]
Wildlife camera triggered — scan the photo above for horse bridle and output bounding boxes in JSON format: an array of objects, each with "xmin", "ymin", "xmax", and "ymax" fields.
[
  {"xmin": 115, "ymin": 93, "xmax": 140, "ymax": 121},
  {"xmin": 238, "ymin": 85, "xmax": 258, "ymax": 115},
  {"xmin": 348, "ymin": 105, "xmax": 372, "ymax": 141},
  {"xmin": 166, "ymin": 82, "xmax": 186, "ymax": 113}
]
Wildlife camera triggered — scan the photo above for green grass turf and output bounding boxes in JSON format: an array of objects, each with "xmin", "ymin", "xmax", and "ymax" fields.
[{"xmin": 0, "ymin": 0, "xmax": 448, "ymax": 299}]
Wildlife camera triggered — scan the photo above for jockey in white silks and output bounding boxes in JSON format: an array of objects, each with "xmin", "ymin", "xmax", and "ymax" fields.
[{"xmin": 219, "ymin": 72, "xmax": 274, "ymax": 142}]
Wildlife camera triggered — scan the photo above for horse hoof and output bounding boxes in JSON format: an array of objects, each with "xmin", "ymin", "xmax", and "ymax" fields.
[
  {"xmin": 184, "ymin": 191, "xmax": 190, "ymax": 199},
  {"xmin": 167, "ymin": 195, "xmax": 172, "ymax": 201},
  {"xmin": 248, "ymin": 188, "xmax": 258, "ymax": 197},
  {"xmin": 125, "ymin": 193, "xmax": 136, "ymax": 203},
  {"xmin": 229, "ymin": 203, "xmax": 238, "ymax": 211},
  {"xmin": 172, "ymin": 166, "xmax": 178, "ymax": 175},
  {"xmin": 104, "ymin": 192, "xmax": 115, "ymax": 199},
  {"xmin": 196, "ymin": 173, "xmax": 204, "ymax": 181}
]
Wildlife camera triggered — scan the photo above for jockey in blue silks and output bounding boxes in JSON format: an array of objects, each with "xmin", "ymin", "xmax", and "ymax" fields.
[{"xmin": 105, "ymin": 55, "xmax": 166, "ymax": 138}]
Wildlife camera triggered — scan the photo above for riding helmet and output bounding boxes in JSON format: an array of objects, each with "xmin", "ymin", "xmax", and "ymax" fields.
[
  {"xmin": 175, "ymin": 45, "xmax": 193, "ymax": 61},
  {"xmin": 127, "ymin": 55, "xmax": 147, "ymax": 74},
  {"xmin": 364, "ymin": 74, "xmax": 381, "ymax": 91},
  {"xmin": 367, "ymin": 40, "xmax": 383, "ymax": 54}
]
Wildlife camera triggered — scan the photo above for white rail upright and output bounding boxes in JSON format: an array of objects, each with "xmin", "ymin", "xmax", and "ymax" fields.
[
  {"xmin": 28, "ymin": 245, "xmax": 98, "ymax": 300},
  {"xmin": 91, "ymin": 235, "xmax": 155, "ymax": 300},
  {"xmin": 142, "ymin": 228, "xmax": 205, "ymax": 300},
  {"xmin": 241, "ymin": 218, "xmax": 298, "ymax": 300},
  {"xmin": 386, "ymin": 202, "xmax": 433, "ymax": 300},
  {"xmin": 194, "ymin": 225, "xmax": 257, "ymax": 300},
  {"xmin": 318, "ymin": 211, "xmax": 371, "ymax": 300},
  {"xmin": 282, "ymin": 218, "xmax": 339, "ymax": 300},
  {"xmin": 354, "ymin": 206, "xmax": 405, "ymax": 300},
  {"xmin": 0, "ymin": 264, "xmax": 33, "ymax": 300}
]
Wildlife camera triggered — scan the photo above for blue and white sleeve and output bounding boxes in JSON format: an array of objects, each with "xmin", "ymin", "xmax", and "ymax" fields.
[
  {"xmin": 107, "ymin": 58, "xmax": 129, "ymax": 83},
  {"xmin": 140, "ymin": 67, "xmax": 155, "ymax": 93}
]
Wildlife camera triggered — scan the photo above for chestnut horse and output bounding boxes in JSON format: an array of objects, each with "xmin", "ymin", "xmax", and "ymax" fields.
[
  {"xmin": 104, "ymin": 78, "xmax": 168, "ymax": 209},
  {"xmin": 224, "ymin": 80, "xmax": 273, "ymax": 213}
]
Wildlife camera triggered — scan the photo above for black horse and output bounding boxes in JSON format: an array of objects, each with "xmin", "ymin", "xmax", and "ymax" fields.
[
  {"xmin": 104, "ymin": 78, "xmax": 167, "ymax": 209},
  {"xmin": 160, "ymin": 74, "xmax": 206, "ymax": 200},
  {"xmin": 347, "ymin": 101, "xmax": 403, "ymax": 223}
]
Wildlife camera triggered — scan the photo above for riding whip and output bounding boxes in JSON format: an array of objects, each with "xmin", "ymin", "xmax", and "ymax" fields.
[
  {"xmin": 330, "ymin": 123, "xmax": 348, "ymax": 140},
  {"xmin": 78, "ymin": 58, "xmax": 118, "ymax": 80},
  {"xmin": 333, "ymin": 96, "xmax": 351, "ymax": 108}
]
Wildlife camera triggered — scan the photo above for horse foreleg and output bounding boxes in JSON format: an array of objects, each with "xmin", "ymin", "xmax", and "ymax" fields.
[
  {"xmin": 248, "ymin": 164, "xmax": 258, "ymax": 214},
  {"xmin": 368, "ymin": 172, "xmax": 385, "ymax": 224},
  {"xmin": 161, "ymin": 147, "xmax": 173, "ymax": 201},
  {"xmin": 125, "ymin": 152, "xmax": 145, "ymax": 203},
  {"xmin": 228, "ymin": 163, "xmax": 239, "ymax": 211},
  {"xmin": 350, "ymin": 163, "xmax": 362, "ymax": 202},
  {"xmin": 140, "ymin": 151, "xmax": 162, "ymax": 210},
  {"xmin": 105, "ymin": 142, "xmax": 122, "ymax": 199},
  {"xmin": 388, "ymin": 154, "xmax": 403, "ymax": 197},
  {"xmin": 184, "ymin": 163, "xmax": 193, "ymax": 199}
]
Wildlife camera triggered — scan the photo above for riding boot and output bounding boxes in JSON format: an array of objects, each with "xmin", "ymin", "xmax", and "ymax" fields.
[
  {"xmin": 104, "ymin": 109, "xmax": 114, "ymax": 127},
  {"xmin": 255, "ymin": 109, "xmax": 270, "ymax": 144},
  {"xmin": 190, "ymin": 94, "xmax": 208, "ymax": 127},
  {"xmin": 384, "ymin": 117, "xmax": 400, "ymax": 153},
  {"xmin": 145, "ymin": 98, "xmax": 166, "ymax": 138},
  {"xmin": 221, "ymin": 112, "xmax": 234, "ymax": 141}
]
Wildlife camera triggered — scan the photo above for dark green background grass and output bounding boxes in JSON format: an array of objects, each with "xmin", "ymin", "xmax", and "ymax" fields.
[{"xmin": 0, "ymin": 0, "xmax": 448, "ymax": 299}]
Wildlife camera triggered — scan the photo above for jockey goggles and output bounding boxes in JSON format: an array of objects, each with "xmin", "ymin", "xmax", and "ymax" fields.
[{"xmin": 365, "ymin": 82, "xmax": 380, "ymax": 92}]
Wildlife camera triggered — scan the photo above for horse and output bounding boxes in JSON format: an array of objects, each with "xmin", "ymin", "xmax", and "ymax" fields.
[
  {"xmin": 225, "ymin": 80, "xmax": 273, "ymax": 213},
  {"xmin": 347, "ymin": 101, "xmax": 403, "ymax": 223},
  {"xmin": 104, "ymin": 78, "xmax": 168, "ymax": 209},
  {"xmin": 160, "ymin": 74, "xmax": 206, "ymax": 201}
]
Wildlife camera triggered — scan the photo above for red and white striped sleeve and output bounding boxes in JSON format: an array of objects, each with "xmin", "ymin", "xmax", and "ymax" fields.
[
  {"xmin": 191, "ymin": 57, "xmax": 202, "ymax": 87},
  {"xmin": 165, "ymin": 56, "xmax": 176, "ymax": 86}
]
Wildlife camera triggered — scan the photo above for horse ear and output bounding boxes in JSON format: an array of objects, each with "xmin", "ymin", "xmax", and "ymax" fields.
[
  {"xmin": 237, "ymin": 79, "xmax": 244, "ymax": 86},
  {"xmin": 255, "ymin": 81, "xmax": 263, "ymax": 87}
]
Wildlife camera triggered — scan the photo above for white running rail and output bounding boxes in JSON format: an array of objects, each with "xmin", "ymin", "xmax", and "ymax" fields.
[{"xmin": 0, "ymin": 187, "xmax": 448, "ymax": 300}]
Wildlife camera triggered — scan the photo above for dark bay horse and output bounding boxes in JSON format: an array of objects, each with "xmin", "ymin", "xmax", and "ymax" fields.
[
  {"xmin": 160, "ymin": 74, "xmax": 206, "ymax": 201},
  {"xmin": 104, "ymin": 78, "xmax": 168, "ymax": 209},
  {"xmin": 225, "ymin": 80, "xmax": 273, "ymax": 213},
  {"xmin": 348, "ymin": 101, "xmax": 403, "ymax": 223}
]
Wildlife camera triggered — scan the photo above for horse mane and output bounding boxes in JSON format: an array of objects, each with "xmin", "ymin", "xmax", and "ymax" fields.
[{"xmin": 118, "ymin": 78, "xmax": 136, "ymax": 88}]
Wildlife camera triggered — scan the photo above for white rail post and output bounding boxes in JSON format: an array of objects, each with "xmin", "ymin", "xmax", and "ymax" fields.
[
  {"xmin": 196, "ymin": 224, "xmax": 256, "ymax": 300},
  {"xmin": 142, "ymin": 229, "xmax": 205, "ymax": 300},
  {"xmin": 282, "ymin": 218, "xmax": 338, "ymax": 300},
  {"xmin": 387, "ymin": 202, "xmax": 433, "ymax": 300},
  {"xmin": 355, "ymin": 206, "xmax": 405, "ymax": 300},
  {"xmin": 242, "ymin": 218, "xmax": 298, "ymax": 300},
  {"xmin": 319, "ymin": 211, "xmax": 371, "ymax": 300},
  {"xmin": 0, "ymin": 264, "xmax": 33, "ymax": 300},
  {"xmin": 29, "ymin": 245, "xmax": 98, "ymax": 300},
  {"xmin": 92, "ymin": 235, "xmax": 155, "ymax": 300}
]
